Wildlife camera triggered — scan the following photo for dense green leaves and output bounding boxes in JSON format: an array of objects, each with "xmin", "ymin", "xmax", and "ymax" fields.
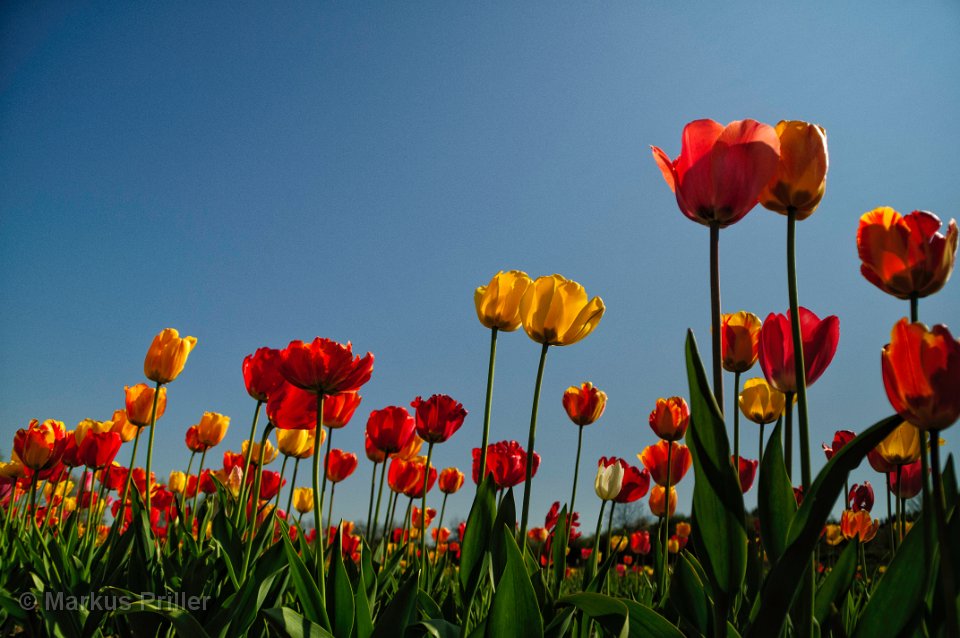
[
  {"xmin": 813, "ymin": 538, "xmax": 857, "ymax": 626},
  {"xmin": 485, "ymin": 526, "xmax": 543, "ymax": 638},
  {"xmin": 757, "ymin": 420, "xmax": 795, "ymax": 563}
]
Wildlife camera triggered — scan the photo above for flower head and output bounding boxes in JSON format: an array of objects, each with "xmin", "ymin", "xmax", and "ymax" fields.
[
  {"xmin": 411, "ymin": 394, "xmax": 467, "ymax": 444},
  {"xmin": 759, "ymin": 120, "xmax": 829, "ymax": 220},
  {"xmin": 639, "ymin": 440, "xmax": 692, "ymax": 486},
  {"xmin": 840, "ymin": 509, "xmax": 879, "ymax": 543},
  {"xmin": 848, "ymin": 482, "xmax": 874, "ymax": 513},
  {"xmin": 648, "ymin": 397, "xmax": 690, "ymax": 441},
  {"xmin": 242, "ymin": 347, "xmax": 285, "ymax": 401},
  {"xmin": 144, "ymin": 328, "xmax": 197, "ymax": 384},
  {"xmin": 325, "ymin": 449, "xmax": 358, "ymax": 483},
  {"xmin": 519, "ymin": 274, "xmax": 604, "ymax": 346},
  {"xmin": 293, "ymin": 487, "xmax": 314, "ymax": 514},
  {"xmin": 721, "ymin": 311, "xmax": 763, "ymax": 373},
  {"xmin": 874, "ymin": 421, "xmax": 921, "ymax": 466},
  {"xmin": 734, "ymin": 456, "xmax": 759, "ymax": 493},
  {"xmin": 614, "ymin": 462, "xmax": 651, "ymax": 504},
  {"xmin": 276, "ymin": 427, "xmax": 318, "ymax": 459},
  {"xmin": 279, "ymin": 338, "xmax": 373, "ymax": 396},
  {"xmin": 738, "ymin": 378, "xmax": 786, "ymax": 425},
  {"xmin": 366, "ymin": 406, "xmax": 417, "ymax": 455},
  {"xmin": 758, "ymin": 307, "xmax": 840, "ymax": 393},
  {"xmin": 124, "ymin": 384, "xmax": 167, "ymax": 427},
  {"xmin": 475, "ymin": 270, "xmax": 533, "ymax": 331},
  {"xmin": 649, "ymin": 485, "xmax": 677, "ymax": 517},
  {"xmin": 438, "ymin": 467, "xmax": 465, "ymax": 494},
  {"xmin": 472, "ymin": 440, "xmax": 540, "ymax": 489},
  {"xmin": 594, "ymin": 457, "xmax": 625, "ymax": 501},
  {"xmin": 562, "ymin": 382, "xmax": 607, "ymax": 426},
  {"xmin": 822, "ymin": 430, "xmax": 856, "ymax": 461}
]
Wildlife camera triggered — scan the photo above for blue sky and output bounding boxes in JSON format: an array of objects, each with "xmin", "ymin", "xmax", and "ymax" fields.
[{"xmin": 1, "ymin": 2, "xmax": 958, "ymax": 531}]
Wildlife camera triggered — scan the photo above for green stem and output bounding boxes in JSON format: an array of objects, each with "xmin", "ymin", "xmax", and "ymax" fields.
[
  {"xmin": 660, "ymin": 442, "xmax": 673, "ymax": 598},
  {"xmin": 366, "ymin": 460, "xmax": 378, "ymax": 534},
  {"xmin": 312, "ymin": 392, "xmax": 328, "ymax": 598},
  {"xmin": 242, "ymin": 423, "xmax": 273, "ymax": 580},
  {"xmin": 191, "ymin": 449, "xmax": 208, "ymax": 531},
  {"xmin": 435, "ymin": 492, "xmax": 449, "ymax": 569},
  {"xmin": 605, "ymin": 501, "xmax": 616, "ymax": 560},
  {"xmin": 919, "ymin": 431, "xmax": 934, "ymax": 587},
  {"xmin": 895, "ymin": 465, "xmax": 903, "ymax": 547},
  {"xmin": 709, "ymin": 222, "xmax": 724, "ymax": 413},
  {"xmin": 929, "ymin": 441, "xmax": 959, "ymax": 636},
  {"xmin": 886, "ymin": 482, "xmax": 894, "ymax": 555},
  {"xmin": 275, "ymin": 455, "xmax": 289, "ymax": 514},
  {"xmin": 784, "ymin": 393, "xmax": 794, "ymax": 482},
  {"xmin": 143, "ymin": 380, "xmax": 162, "ymax": 513},
  {"xmin": 113, "ymin": 426, "xmax": 143, "ymax": 536},
  {"xmin": 759, "ymin": 422, "xmax": 765, "ymax": 468},
  {"xmin": 318, "ymin": 423, "xmax": 333, "ymax": 552},
  {"xmin": 28, "ymin": 474, "xmax": 39, "ymax": 545},
  {"xmin": 284, "ymin": 459, "xmax": 300, "ymax": 523},
  {"xmin": 327, "ymin": 482, "xmax": 337, "ymax": 532},
  {"xmin": 591, "ymin": 500, "xmax": 607, "ymax": 576},
  {"xmin": 787, "ymin": 210, "xmax": 811, "ymax": 490},
  {"xmin": 477, "ymin": 327, "xmax": 498, "ymax": 492},
  {"xmin": 519, "ymin": 343, "xmax": 550, "ymax": 544},
  {"xmin": 235, "ymin": 399, "xmax": 263, "ymax": 525},
  {"xmin": 420, "ymin": 442, "xmax": 435, "ymax": 582},
  {"xmin": 372, "ymin": 460, "xmax": 387, "ymax": 542},
  {"xmin": 569, "ymin": 425, "xmax": 584, "ymax": 519},
  {"xmin": 910, "ymin": 294, "xmax": 918, "ymax": 323},
  {"xmin": 733, "ymin": 371, "xmax": 741, "ymax": 463}
]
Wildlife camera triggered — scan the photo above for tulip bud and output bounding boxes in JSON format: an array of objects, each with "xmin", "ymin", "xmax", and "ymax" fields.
[
  {"xmin": 144, "ymin": 328, "xmax": 197, "ymax": 384},
  {"xmin": 594, "ymin": 459, "xmax": 625, "ymax": 501},
  {"xmin": 759, "ymin": 120, "xmax": 828, "ymax": 220},
  {"xmin": 474, "ymin": 270, "xmax": 533, "ymax": 332},
  {"xmin": 648, "ymin": 397, "xmax": 689, "ymax": 441},
  {"xmin": 562, "ymin": 382, "xmax": 607, "ymax": 426}
]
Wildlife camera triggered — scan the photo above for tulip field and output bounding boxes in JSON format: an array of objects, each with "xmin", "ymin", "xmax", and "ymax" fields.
[{"xmin": 2, "ymin": 119, "xmax": 959, "ymax": 638}]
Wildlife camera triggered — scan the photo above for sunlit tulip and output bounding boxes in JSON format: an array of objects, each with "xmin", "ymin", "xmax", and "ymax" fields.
[
  {"xmin": 411, "ymin": 394, "xmax": 468, "ymax": 444},
  {"xmin": 325, "ymin": 449, "xmax": 358, "ymax": 483},
  {"xmin": 630, "ymin": 530, "xmax": 651, "ymax": 555},
  {"xmin": 874, "ymin": 422, "xmax": 921, "ymax": 466},
  {"xmin": 881, "ymin": 319, "xmax": 960, "ymax": 431},
  {"xmin": 648, "ymin": 397, "xmax": 690, "ymax": 441},
  {"xmin": 639, "ymin": 440, "xmax": 692, "ymax": 486},
  {"xmin": 614, "ymin": 463, "xmax": 651, "ymax": 504},
  {"xmin": 14, "ymin": 419, "xmax": 67, "ymax": 473},
  {"xmin": 0, "ymin": 459, "xmax": 27, "ymax": 480},
  {"xmin": 519, "ymin": 274, "xmax": 605, "ymax": 346},
  {"xmin": 738, "ymin": 378, "xmax": 786, "ymax": 425},
  {"xmin": 276, "ymin": 428, "xmax": 318, "ymax": 459},
  {"xmin": 848, "ymin": 482, "xmax": 874, "ymax": 513},
  {"xmin": 474, "ymin": 270, "xmax": 533, "ymax": 331},
  {"xmin": 562, "ymin": 382, "xmax": 607, "ymax": 426},
  {"xmin": 866, "ymin": 446, "xmax": 896, "ymax": 474},
  {"xmin": 243, "ymin": 347, "xmax": 286, "ymax": 401},
  {"xmin": 649, "ymin": 485, "xmax": 677, "ymax": 517},
  {"xmin": 840, "ymin": 509, "xmax": 879, "ymax": 542},
  {"xmin": 144, "ymin": 328, "xmax": 197, "ymax": 384},
  {"xmin": 824, "ymin": 524, "xmax": 843, "ymax": 546},
  {"xmin": 721, "ymin": 311, "xmax": 763, "ymax": 372},
  {"xmin": 366, "ymin": 406, "xmax": 417, "ymax": 455},
  {"xmin": 387, "ymin": 457, "xmax": 422, "ymax": 495},
  {"xmin": 652, "ymin": 119, "xmax": 780, "ymax": 228},
  {"xmin": 758, "ymin": 307, "xmax": 839, "ymax": 393},
  {"xmin": 194, "ymin": 412, "xmax": 230, "ymax": 448},
  {"xmin": 675, "ymin": 522, "xmax": 691, "ymax": 538},
  {"xmin": 364, "ymin": 432, "xmax": 386, "ymax": 463},
  {"xmin": 733, "ymin": 456, "xmax": 759, "ymax": 493},
  {"xmin": 411, "ymin": 506, "xmax": 436, "ymax": 529},
  {"xmin": 323, "ymin": 392, "xmax": 362, "ymax": 428},
  {"xmin": 293, "ymin": 487, "xmax": 314, "ymax": 514},
  {"xmin": 78, "ymin": 431, "xmax": 122, "ymax": 470},
  {"xmin": 822, "ymin": 430, "xmax": 856, "ymax": 461},
  {"xmin": 438, "ymin": 467, "xmax": 465, "ymax": 494},
  {"xmin": 472, "ymin": 440, "xmax": 540, "ymax": 489},
  {"xmin": 185, "ymin": 426, "xmax": 206, "ymax": 453},
  {"xmin": 594, "ymin": 458, "xmax": 625, "ymax": 501},
  {"xmin": 278, "ymin": 338, "xmax": 374, "ymax": 395},
  {"xmin": 242, "ymin": 438, "xmax": 278, "ymax": 465},
  {"xmin": 266, "ymin": 382, "xmax": 317, "ymax": 431},
  {"xmin": 75, "ymin": 419, "xmax": 112, "ymax": 444},
  {"xmin": 403, "ymin": 458, "xmax": 437, "ymax": 499},
  {"xmin": 168, "ymin": 471, "xmax": 186, "ymax": 494},
  {"xmin": 393, "ymin": 434, "xmax": 424, "ymax": 461},
  {"xmin": 256, "ymin": 470, "xmax": 286, "ymax": 501},
  {"xmin": 857, "ymin": 208, "xmax": 958, "ymax": 300},
  {"xmin": 100, "ymin": 463, "xmax": 127, "ymax": 491},
  {"xmin": 759, "ymin": 120, "xmax": 829, "ymax": 220},
  {"xmin": 124, "ymin": 384, "xmax": 167, "ymax": 427},
  {"xmin": 109, "ymin": 410, "xmax": 138, "ymax": 443},
  {"xmin": 889, "ymin": 459, "xmax": 923, "ymax": 499}
]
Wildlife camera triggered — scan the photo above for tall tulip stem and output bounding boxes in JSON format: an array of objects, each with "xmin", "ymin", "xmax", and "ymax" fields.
[
  {"xmin": 930, "ymin": 442, "xmax": 959, "ymax": 636},
  {"xmin": 327, "ymin": 482, "xmax": 337, "ymax": 533},
  {"xmin": 477, "ymin": 327, "xmax": 498, "ymax": 491},
  {"xmin": 895, "ymin": 466, "xmax": 903, "ymax": 546},
  {"xmin": 284, "ymin": 459, "xmax": 300, "ymax": 525},
  {"xmin": 435, "ymin": 492, "xmax": 449, "ymax": 568},
  {"xmin": 275, "ymin": 455, "xmax": 289, "ymax": 513},
  {"xmin": 786, "ymin": 210, "xmax": 811, "ymax": 490},
  {"xmin": 591, "ymin": 500, "xmax": 607, "ymax": 576},
  {"xmin": 758, "ymin": 423, "xmax": 766, "ymax": 468},
  {"xmin": 143, "ymin": 380, "xmax": 162, "ymax": 513},
  {"xmin": 113, "ymin": 426, "xmax": 143, "ymax": 538},
  {"xmin": 235, "ymin": 399, "xmax": 263, "ymax": 525},
  {"xmin": 709, "ymin": 222, "xmax": 724, "ymax": 413},
  {"xmin": 191, "ymin": 449, "xmax": 208, "ymax": 530},
  {"xmin": 373, "ymin": 461, "xmax": 388, "ymax": 543},
  {"xmin": 313, "ymin": 392, "xmax": 329, "ymax": 581},
  {"xmin": 242, "ymin": 423, "xmax": 273, "ymax": 580},
  {"xmin": 420, "ymin": 442, "xmax": 435, "ymax": 582},
  {"xmin": 784, "ymin": 393, "xmax": 794, "ymax": 482},
  {"xmin": 569, "ymin": 425, "xmax": 585, "ymax": 519},
  {"xmin": 366, "ymin": 461, "xmax": 378, "ymax": 533},
  {"xmin": 519, "ymin": 343, "xmax": 550, "ymax": 544},
  {"xmin": 733, "ymin": 371, "xmax": 741, "ymax": 463},
  {"xmin": 660, "ymin": 443, "xmax": 673, "ymax": 598}
]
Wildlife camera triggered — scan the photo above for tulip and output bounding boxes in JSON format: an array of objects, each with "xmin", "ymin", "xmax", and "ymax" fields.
[
  {"xmin": 438, "ymin": 468, "xmax": 465, "ymax": 495},
  {"xmin": 888, "ymin": 459, "xmax": 923, "ymax": 499},
  {"xmin": 649, "ymin": 485, "xmax": 677, "ymax": 517},
  {"xmin": 194, "ymin": 412, "xmax": 230, "ymax": 449},
  {"xmin": 124, "ymin": 385, "xmax": 167, "ymax": 427},
  {"xmin": 109, "ymin": 410, "xmax": 138, "ymax": 443},
  {"xmin": 733, "ymin": 456, "xmax": 759, "ymax": 493},
  {"xmin": 759, "ymin": 308, "xmax": 840, "ymax": 394},
  {"xmin": 822, "ymin": 430, "xmax": 856, "ymax": 461},
  {"xmin": 323, "ymin": 392, "xmax": 362, "ymax": 429},
  {"xmin": 411, "ymin": 394, "xmax": 467, "ymax": 444},
  {"xmin": 874, "ymin": 422, "xmax": 921, "ymax": 466},
  {"xmin": 364, "ymin": 433, "xmax": 386, "ymax": 463},
  {"xmin": 14, "ymin": 419, "xmax": 67, "ymax": 474},
  {"xmin": 255, "ymin": 470, "xmax": 286, "ymax": 502},
  {"xmin": 78, "ymin": 431, "xmax": 122, "ymax": 470},
  {"xmin": 630, "ymin": 530, "xmax": 651, "ymax": 555},
  {"xmin": 614, "ymin": 463, "xmax": 651, "ymax": 504},
  {"xmin": 242, "ymin": 438, "xmax": 278, "ymax": 465},
  {"xmin": 721, "ymin": 311, "xmax": 763, "ymax": 373},
  {"xmin": 857, "ymin": 208, "xmax": 957, "ymax": 300},
  {"xmin": 243, "ymin": 347, "xmax": 286, "ymax": 402},
  {"xmin": 266, "ymin": 382, "xmax": 318, "ymax": 431},
  {"xmin": 144, "ymin": 328, "xmax": 197, "ymax": 385},
  {"xmin": 472, "ymin": 440, "xmax": 540, "ymax": 489},
  {"xmin": 366, "ymin": 406, "xmax": 417, "ymax": 455},
  {"xmin": 739, "ymin": 378, "xmax": 785, "ymax": 425},
  {"xmin": 562, "ymin": 382, "xmax": 607, "ymax": 426},
  {"xmin": 848, "ymin": 482, "xmax": 874, "ymax": 513},
  {"xmin": 823, "ymin": 524, "xmax": 843, "ymax": 546},
  {"xmin": 278, "ymin": 338, "xmax": 374, "ymax": 396},
  {"xmin": 168, "ymin": 471, "xmax": 186, "ymax": 494},
  {"xmin": 293, "ymin": 487, "xmax": 314, "ymax": 514},
  {"xmin": 475, "ymin": 270, "xmax": 532, "ymax": 332},
  {"xmin": 519, "ymin": 274, "xmax": 605, "ymax": 347},
  {"xmin": 594, "ymin": 459, "xmax": 625, "ymax": 501},
  {"xmin": 388, "ymin": 457, "xmax": 423, "ymax": 495},
  {"xmin": 639, "ymin": 441, "xmax": 692, "ymax": 487},
  {"xmin": 840, "ymin": 509, "xmax": 879, "ymax": 543},
  {"xmin": 325, "ymin": 449, "xmax": 358, "ymax": 484},
  {"xmin": 759, "ymin": 121, "xmax": 829, "ymax": 220},
  {"xmin": 648, "ymin": 397, "xmax": 689, "ymax": 442}
]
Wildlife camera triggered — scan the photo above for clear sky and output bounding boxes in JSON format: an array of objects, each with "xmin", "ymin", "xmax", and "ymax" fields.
[{"xmin": 2, "ymin": 2, "xmax": 958, "ymax": 532}]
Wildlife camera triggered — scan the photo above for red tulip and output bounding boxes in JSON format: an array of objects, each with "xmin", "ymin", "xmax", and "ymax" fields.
[
  {"xmin": 545, "ymin": 501, "xmax": 580, "ymax": 534},
  {"xmin": 881, "ymin": 319, "xmax": 960, "ymax": 431},
  {"xmin": 256, "ymin": 470, "xmax": 286, "ymax": 501},
  {"xmin": 562, "ymin": 382, "xmax": 608, "ymax": 426},
  {"xmin": 266, "ymin": 382, "xmax": 317, "ymax": 430},
  {"xmin": 323, "ymin": 392, "xmax": 362, "ymax": 429},
  {"xmin": 639, "ymin": 440, "xmax": 692, "ymax": 486},
  {"xmin": 822, "ymin": 430, "xmax": 856, "ymax": 461},
  {"xmin": 888, "ymin": 459, "xmax": 923, "ymax": 498},
  {"xmin": 77, "ymin": 431, "xmax": 122, "ymax": 470},
  {"xmin": 866, "ymin": 446, "xmax": 896, "ymax": 474},
  {"xmin": 242, "ymin": 347, "xmax": 285, "ymax": 401},
  {"xmin": 651, "ymin": 119, "xmax": 780, "ymax": 228},
  {"xmin": 325, "ymin": 449, "xmax": 359, "ymax": 483},
  {"xmin": 848, "ymin": 482, "xmax": 874, "ymax": 513},
  {"xmin": 472, "ymin": 440, "xmax": 540, "ymax": 489},
  {"xmin": 364, "ymin": 432, "xmax": 386, "ymax": 463},
  {"xmin": 366, "ymin": 406, "xmax": 417, "ymax": 455},
  {"xmin": 185, "ymin": 426, "xmax": 206, "ymax": 452},
  {"xmin": 387, "ymin": 457, "xmax": 421, "ymax": 495},
  {"xmin": 758, "ymin": 307, "xmax": 840, "ymax": 393},
  {"xmin": 648, "ymin": 397, "xmax": 690, "ymax": 441},
  {"xmin": 278, "ymin": 338, "xmax": 373, "ymax": 396},
  {"xmin": 13, "ymin": 419, "xmax": 67, "ymax": 476},
  {"xmin": 438, "ymin": 467, "xmax": 465, "ymax": 494},
  {"xmin": 733, "ymin": 456, "xmax": 759, "ymax": 493},
  {"xmin": 411, "ymin": 394, "xmax": 468, "ymax": 444},
  {"xmin": 630, "ymin": 530, "xmax": 651, "ymax": 555},
  {"xmin": 403, "ymin": 459, "xmax": 437, "ymax": 499},
  {"xmin": 615, "ymin": 463, "xmax": 651, "ymax": 504}
]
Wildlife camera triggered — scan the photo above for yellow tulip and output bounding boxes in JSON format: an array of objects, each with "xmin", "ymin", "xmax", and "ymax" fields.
[
  {"xmin": 277, "ymin": 428, "xmax": 318, "ymax": 459},
  {"xmin": 293, "ymin": 487, "xmax": 314, "ymax": 514},
  {"xmin": 0, "ymin": 459, "xmax": 27, "ymax": 479},
  {"xmin": 739, "ymin": 378, "xmax": 786, "ymax": 425},
  {"xmin": 62, "ymin": 497, "xmax": 78, "ymax": 513},
  {"xmin": 392, "ymin": 433, "xmax": 424, "ymax": 460},
  {"xmin": 242, "ymin": 437, "xmax": 278, "ymax": 465},
  {"xmin": 195, "ymin": 412, "xmax": 230, "ymax": 448},
  {"xmin": 144, "ymin": 328, "xmax": 198, "ymax": 384},
  {"xmin": 759, "ymin": 120, "xmax": 829, "ymax": 220},
  {"xmin": 824, "ymin": 524, "xmax": 843, "ymax": 546},
  {"xmin": 875, "ymin": 422, "xmax": 921, "ymax": 466},
  {"xmin": 519, "ymin": 274, "xmax": 605, "ymax": 346},
  {"xmin": 474, "ymin": 270, "xmax": 533, "ymax": 331},
  {"xmin": 168, "ymin": 471, "xmax": 187, "ymax": 494},
  {"xmin": 74, "ymin": 419, "xmax": 113, "ymax": 444},
  {"xmin": 609, "ymin": 535, "xmax": 628, "ymax": 552},
  {"xmin": 720, "ymin": 311, "xmax": 762, "ymax": 373}
]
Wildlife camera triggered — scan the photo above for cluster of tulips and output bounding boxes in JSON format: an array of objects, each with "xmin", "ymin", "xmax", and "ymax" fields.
[{"xmin": 1, "ymin": 117, "xmax": 958, "ymax": 638}]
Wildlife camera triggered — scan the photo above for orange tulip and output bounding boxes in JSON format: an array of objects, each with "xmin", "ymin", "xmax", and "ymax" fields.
[
  {"xmin": 720, "ymin": 311, "xmax": 762, "ymax": 373},
  {"xmin": 881, "ymin": 319, "xmax": 960, "ymax": 431},
  {"xmin": 323, "ymin": 391, "xmax": 362, "ymax": 428},
  {"xmin": 194, "ymin": 412, "xmax": 230, "ymax": 448},
  {"xmin": 13, "ymin": 419, "xmax": 67, "ymax": 473},
  {"xmin": 562, "ymin": 382, "xmax": 607, "ymax": 426},
  {"xmin": 639, "ymin": 440, "xmax": 692, "ymax": 486},
  {"xmin": 649, "ymin": 485, "xmax": 677, "ymax": 517},
  {"xmin": 438, "ymin": 467, "xmax": 465, "ymax": 494},
  {"xmin": 109, "ymin": 410, "xmax": 138, "ymax": 443},
  {"xmin": 840, "ymin": 509, "xmax": 879, "ymax": 542},
  {"xmin": 857, "ymin": 208, "xmax": 957, "ymax": 300},
  {"xmin": 759, "ymin": 120, "xmax": 829, "ymax": 220},
  {"xmin": 124, "ymin": 384, "xmax": 167, "ymax": 427},
  {"xmin": 144, "ymin": 328, "xmax": 197, "ymax": 384},
  {"xmin": 648, "ymin": 397, "xmax": 689, "ymax": 441}
]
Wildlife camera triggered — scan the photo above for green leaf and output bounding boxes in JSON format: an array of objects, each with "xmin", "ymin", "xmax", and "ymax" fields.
[
  {"xmin": 620, "ymin": 599, "xmax": 685, "ymax": 638},
  {"xmin": 485, "ymin": 527, "xmax": 543, "ymax": 638},
  {"xmin": 353, "ymin": 574, "xmax": 374, "ymax": 638},
  {"xmin": 371, "ymin": 570, "xmax": 418, "ymax": 638},
  {"xmin": 814, "ymin": 538, "xmax": 858, "ymax": 626},
  {"xmin": 263, "ymin": 607, "xmax": 336, "ymax": 638},
  {"xmin": 281, "ymin": 529, "xmax": 331, "ymax": 630},
  {"xmin": 669, "ymin": 551, "xmax": 711, "ymax": 636},
  {"xmin": 757, "ymin": 420, "xmax": 796, "ymax": 563},
  {"xmin": 105, "ymin": 587, "xmax": 211, "ymax": 638},
  {"xmin": 745, "ymin": 413, "xmax": 901, "ymax": 637},
  {"xmin": 852, "ymin": 504, "xmax": 931, "ymax": 638},
  {"xmin": 550, "ymin": 506, "xmax": 569, "ymax": 599},
  {"xmin": 684, "ymin": 330, "xmax": 747, "ymax": 598},
  {"xmin": 557, "ymin": 593, "xmax": 629, "ymax": 638},
  {"xmin": 328, "ymin": 525, "xmax": 356, "ymax": 638},
  {"xmin": 490, "ymin": 488, "xmax": 517, "ymax": 585},
  {"xmin": 459, "ymin": 475, "xmax": 496, "ymax": 597},
  {"xmin": 404, "ymin": 619, "xmax": 462, "ymax": 638}
]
